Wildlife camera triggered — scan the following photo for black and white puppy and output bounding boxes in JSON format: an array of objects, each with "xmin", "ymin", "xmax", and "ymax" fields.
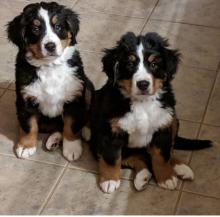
[
  {"xmin": 7, "ymin": 2, "xmax": 93, "ymax": 160},
  {"xmin": 90, "ymin": 32, "xmax": 212, "ymax": 193}
]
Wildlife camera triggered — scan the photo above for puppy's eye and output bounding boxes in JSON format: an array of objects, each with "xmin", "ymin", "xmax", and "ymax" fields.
[
  {"xmin": 128, "ymin": 55, "xmax": 136, "ymax": 62},
  {"xmin": 151, "ymin": 62, "xmax": 158, "ymax": 69},
  {"xmin": 55, "ymin": 24, "xmax": 62, "ymax": 31},
  {"xmin": 32, "ymin": 26, "xmax": 40, "ymax": 34}
]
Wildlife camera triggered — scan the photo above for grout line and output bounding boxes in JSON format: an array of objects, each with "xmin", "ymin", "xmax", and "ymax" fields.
[
  {"xmin": 38, "ymin": 162, "xmax": 69, "ymax": 215},
  {"xmin": 173, "ymin": 61, "xmax": 220, "ymax": 214},
  {"xmin": 0, "ymin": 152, "xmax": 67, "ymax": 167},
  {"xmin": 150, "ymin": 18, "xmax": 220, "ymax": 30},
  {"xmin": 182, "ymin": 189, "xmax": 220, "ymax": 200},
  {"xmin": 140, "ymin": 0, "xmax": 160, "ymax": 34}
]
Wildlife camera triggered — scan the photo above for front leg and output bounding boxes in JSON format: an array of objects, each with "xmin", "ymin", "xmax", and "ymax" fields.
[
  {"xmin": 62, "ymin": 116, "xmax": 83, "ymax": 161},
  {"xmin": 16, "ymin": 116, "xmax": 38, "ymax": 159}
]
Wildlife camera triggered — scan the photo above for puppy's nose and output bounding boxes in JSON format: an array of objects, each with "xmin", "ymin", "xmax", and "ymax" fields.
[
  {"xmin": 45, "ymin": 42, "xmax": 56, "ymax": 52},
  {"xmin": 136, "ymin": 80, "xmax": 150, "ymax": 91}
]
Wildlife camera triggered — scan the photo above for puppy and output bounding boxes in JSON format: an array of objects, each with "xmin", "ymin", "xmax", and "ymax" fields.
[
  {"xmin": 7, "ymin": 2, "xmax": 93, "ymax": 161},
  {"xmin": 90, "ymin": 32, "xmax": 212, "ymax": 193}
]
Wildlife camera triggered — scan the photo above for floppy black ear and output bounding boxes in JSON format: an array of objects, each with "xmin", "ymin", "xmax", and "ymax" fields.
[
  {"xmin": 102, "ymin": 48, "xmax": 119, "ymax": 83},
  {"xmin": 65, "ymin": 9, "xmax": 79, "ymax": 45},
  {"xmin": 7, "ymin": 14, "xmax": 25, "ymax": 49},
  {"xmin": 164, "ymin": 48, "xmax": 180, "ymax": 80}
]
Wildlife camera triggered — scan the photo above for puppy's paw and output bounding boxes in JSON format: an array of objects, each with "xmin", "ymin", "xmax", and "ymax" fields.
[
  {"xmin": 100, "ymin": 180, "xmax": 120, "ymax": 194},
  {"xmin": 174, "ymin": 164, "xmax": 194, "ymax": 180},
  {"xmin": 158, "ymin": 176, "xmax": 178, "ymax": 190},
  {"xmin": 16, "ymin": 145, "xmax": 37, "ymax": 159},
  {"xmin": 134, "ymin": 168, "xmax": 152, "ymax": 191},
  {"xmin": 45, "ymin": 132, "xmax": 62, "ymax": 151},
  {"xmin": 63, "ymin": 138, "xmax": 82, "ymax": 161}
]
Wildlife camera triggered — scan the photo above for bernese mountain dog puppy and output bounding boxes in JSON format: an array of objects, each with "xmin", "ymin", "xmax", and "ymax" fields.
[
  {"xmin": 90, "ymin": 32, "xmax": 212, "ymax": 193},
  {"xmin": 7, "ymin": 2, "xmax": 93, "ymax": 161}
]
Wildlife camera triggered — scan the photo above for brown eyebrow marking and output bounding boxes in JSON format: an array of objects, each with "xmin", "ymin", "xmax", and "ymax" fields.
[
  {"xmin": 148, "ymin": 54, "xmax": 157, "ymax": 62},
  {"xmin": 33, "ymin": 19, "xmax": 41, "ymax": 26},
  {"xmin": 51, "ymin": 15, "xmax": 58, "ymax": 25}
]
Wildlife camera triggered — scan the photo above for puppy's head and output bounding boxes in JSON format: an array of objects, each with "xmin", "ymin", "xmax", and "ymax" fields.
[
  {"xmin": 102, "ymin": 32, "xmax": 180, "ymax": 99},
  {"xmin": 7, "ymin": 2, "xmax": 79, "ymax": 60}
]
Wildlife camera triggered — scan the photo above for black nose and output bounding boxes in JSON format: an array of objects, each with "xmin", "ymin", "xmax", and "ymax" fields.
[
  {"xmin": 44, "ymin": 42, "xmax": 56, "ymax": 52},
  {"xmin": 136, "ymin": 80, "xmax": 150, "ymax": 91}
]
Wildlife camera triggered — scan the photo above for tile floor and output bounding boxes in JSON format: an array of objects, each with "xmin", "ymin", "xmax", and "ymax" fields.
[{"xmin": 0, "ymin": 0, "xmax": 220, "ymax": 215}]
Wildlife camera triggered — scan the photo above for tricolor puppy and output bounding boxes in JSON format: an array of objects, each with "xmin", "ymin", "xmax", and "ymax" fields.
[
  {"xmin": 90, "ymin": 32, "xmax": 212, "ymax": 193},
  {"xmin": 7, "ymin": 2, "xmax": 93, "ymax": 161}
]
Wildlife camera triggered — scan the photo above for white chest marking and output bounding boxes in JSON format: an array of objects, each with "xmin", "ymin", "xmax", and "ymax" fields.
[
  {"xmin": 118, "ymin": 92, "xmax": 173, "ymax": 148},
  {"xmin": 24, "ymin": 47, "xmax": 83, "ymax": 117}
]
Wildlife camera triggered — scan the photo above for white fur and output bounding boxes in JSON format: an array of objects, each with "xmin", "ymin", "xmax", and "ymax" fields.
[
  {"xmin": 100, "ymin": 180, "xmax": 120, "ymax": 194},
  {"xmin": 45, "ymin": 131, "xmax": 62, "ymax": 151},
  {"xmin": 118, "ymin": 91, "xmax": 173, "ymax": 148},
  {"xmin": 174, "ymin": 164, "xmax": 194, "ymax": 180},
  {"xmin": 63, "ymin": 138, "xmax": 83, "ymax": 161},
  {"xmin": 39, "ymin": 8, "xmax": 63, "ymax": 57},
  {"xmin": 158, "ymin": 176, "xmax": 178, "ymax": 190},
  {"xmin": 134, "ymin": 168, "xmax": 152, "ymax": 191},
  {"xmin": 131, "ymin": 43, "xmax": 153, "ymax": 97},
  {"xmin": 81, "ymin": 127, "xmax": 91, "ymax": 142},
  {"xmin": 16, "ymin": 146, "xmax": 37, "ymax": 159},
  {"xmin": 25, "ymin": 46, "xmax": 83, "ymax": 117}
]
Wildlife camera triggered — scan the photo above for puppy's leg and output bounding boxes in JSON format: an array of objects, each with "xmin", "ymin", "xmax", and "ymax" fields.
[
  {"xmin": 99, "ymin": 156, "xmax": 121, "ymax": 194},
  {"xmin": 122, "ymin": 155, "xmax": 152, "ymax": 191},
  {"xmin": 150, "ymin": 146, "xmax": 177, "ymax": 190},
  {"xmin": 171, "ymin": 157, "xmax": 194, "ymax": 180},
  {"xmin": 62, "ymin": 116, "xmax": 82, "ymax": 161},
  {"xmin": 16, "ymin": 116, "xmax": 38, "ymax": 159}
]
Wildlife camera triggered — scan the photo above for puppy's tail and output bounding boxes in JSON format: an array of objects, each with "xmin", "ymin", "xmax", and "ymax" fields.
[{"xmin": 174, "ymin": 136, "xmax": 212, "ymax": 150}]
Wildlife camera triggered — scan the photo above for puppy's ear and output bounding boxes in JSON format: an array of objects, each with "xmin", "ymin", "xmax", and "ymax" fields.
[
  {"xmin": 164, "ymin": 48, "xmax": 180, "ymax": 80},
  {"xmin": 102, "ymin": 48, "xmax": 119, "ymax": 83},
  {"xmin": 65, "ymin": 9, "xmax": 79, "ymax": 45},
  {"xmin": 7, "ymin": 14, "xmax": 25, "ymax": 49}
]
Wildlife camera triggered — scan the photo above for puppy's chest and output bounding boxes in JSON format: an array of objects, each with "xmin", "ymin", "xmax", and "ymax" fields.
[
  {"xmin": 118, "ymin": 99, "xmax": 173, "ymax": 148},
  {"xmin": 24, "ymin": 64, "xmax": 82, "ymax": 117}
]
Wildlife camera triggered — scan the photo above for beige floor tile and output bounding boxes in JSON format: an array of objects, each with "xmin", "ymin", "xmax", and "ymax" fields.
[
  {"xmin": 26, "ymin": 0, "xmax": 77, "ymax": 8},
  {"xmin": 173, "ymin": 65, "xmax": 215, "ymax": 122},
  {"xmin": 74, "ymin": 0, "xmax": 157, "ymax": 18},
  {"xmin": 0, "ymin": 82, "xmax": 10, "ymax": 89},
  {"xmin": 8, "ymin": 82, "xmax": 15, "ymax": 91},
  {"xmin": 151, "ymin": 0, "xmax": 220, "ymax": 28},
  {"xmin": 0, "ymin": 88, "xmax": 5, "ymax": 97},
  {"xmin": 80, "ymin": 51, "xmax": 107, "ymax": 90},
  {"xmin": 0, "ymin": 155, "xmax": 63, "ymax": 215},
  {"xmin": 204, "ymin": 72, "xmax": 220, "ymax": 126},
  {"xmin": 183, "ymin": 125, "xmax": 220, "ymax": 198},
  {"xmin": 176, "ymin": 192, "xmax": 220, "ymax": 214},
  {"xmin": 142, "ymin": 20, "xmax": 220, "ymax": 71},
  {"xmin": 42, "ymin": 169, "xmax": 179, "ymax": 215},
  {"xmin": 77, "ymin": 12, "xmax": 145, "ymax": 52},
  {"xmin": 0, "ymin": 90, "xmax": 67, "ymax": 166}
]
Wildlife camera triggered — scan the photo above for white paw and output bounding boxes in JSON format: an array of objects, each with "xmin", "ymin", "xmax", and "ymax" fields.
[
  {"xmin": 174, "ymin": 164, "xmax": 194, "ymax": 180},
  {"xmin": 158, "ymin": 176, "xmax": 178, "ymax": 190},
  {"xmin": 16, "ymin": 146, "xmax": 37, "ymax": 159},
  {"xmin": 63, "ymin": 138, "xmax": 82, "ymax": 161},
  {"xmin": 100, "ymin": 180, "xmax": 120, "ymax": 194},
  {"xmin": 81, "ymin": 127, "xmax": 91, "ymax": 142},
  {"xmin": 134, "ymin": 168, "xmax": 152, "ymax": 191},
  {"xmin": 45, "ymin": 132, "xmax": 62, "ymax": 151}
]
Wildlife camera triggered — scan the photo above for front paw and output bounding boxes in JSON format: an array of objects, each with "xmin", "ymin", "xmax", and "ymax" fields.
[
  {"xmin": 63, "ymin": 138, "xmax": 82, "ymax": 161},
  {"xmin": 100, "ymin": 180, "xmax": 120, "ymax": 194},
  {"xmin": 16, "ymin": 145, "xmax": 37, "ymax": 159},
  {"xmin": 158, "ymin": 176, "xmax": 178, "ymax": 190},
  {"xmin": 174, "ymin": 164, "xmax": 194, "ymax": 180},
  {"xmin": 134, "ymin": 168, "xmax": 152, "ymax": 191}
]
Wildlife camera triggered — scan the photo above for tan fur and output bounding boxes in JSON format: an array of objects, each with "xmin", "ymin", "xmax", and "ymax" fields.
[
  {"xmin": 63, "ymin": 116, "xmax": 80, "ymax": 141},
  {"xmin": 151, "ymin": 78, "xmax": 163, "ymax": 95},
  {"xmin": 109, "ymin": 118, "xmax": 122, "ymax": 134},
  {"xmin": 18, "ymin": 116, "xmax": 38, "ymax": 149},
  {"xmin": 148, "ymin": 54, "xmax": 157, "ymax": 62},
  {"xmin": 61, "ymin": 32, "xmax": 72, "ymax": 49},
  {"xmin": 99, "ymin": 157, "xmax": 121, "ymax": 183},
  {"xmin": 149, "ymin": 146, "xmax": 174, "ymax": 183},
  {"xmin": 27, "ymin": 42, "xmax": 44, "ymax": 59},
  {"xmin": 118, "ymin": 79, "xmax": 132, "ymax": 95},
  {"xmin": 122, "ymin": 155, "xmax": 147, "ymax": 173},
  {"xmin": 51, "ymin": 15, "xmax": 58, "ymax": 25}
]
